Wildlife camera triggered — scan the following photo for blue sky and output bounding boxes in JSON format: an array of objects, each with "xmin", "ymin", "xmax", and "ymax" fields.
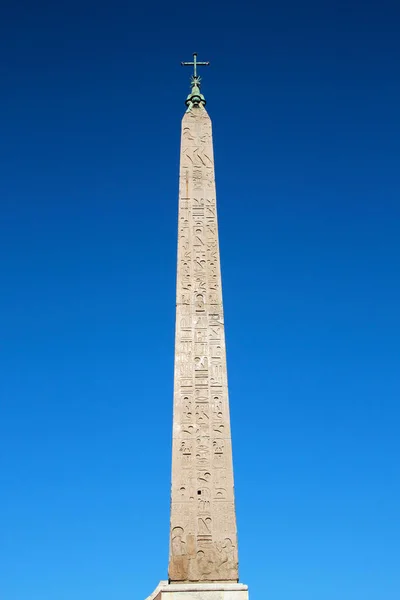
[{"xmin": 1, "ymin": 1, "xmax": 399, "ymax": 599}]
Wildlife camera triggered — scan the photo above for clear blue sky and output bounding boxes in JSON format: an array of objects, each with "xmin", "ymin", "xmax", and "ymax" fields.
[{"xmin": 1, "ymin": 1, "xmax": 399, "ymax": 599}]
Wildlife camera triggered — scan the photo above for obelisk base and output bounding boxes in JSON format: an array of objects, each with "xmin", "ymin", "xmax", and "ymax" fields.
[{"xmin": 145, "ymin": 581, "xmax": 249, "ymax": 600}]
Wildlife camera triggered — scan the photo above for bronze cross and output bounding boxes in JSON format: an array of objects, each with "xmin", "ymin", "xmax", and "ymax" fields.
[{"xmin": 181, "ymin": 52, "xmax": 210, "ymax": 78}]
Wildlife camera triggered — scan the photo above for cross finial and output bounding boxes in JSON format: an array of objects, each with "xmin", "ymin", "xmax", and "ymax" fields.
[
  {"xmin": 181, "ymin": 52, "xmax": 210, "ymax": 79},
  {"xmin": 181, "ymin": 53, "xmax": 210, "ymax": 111}
]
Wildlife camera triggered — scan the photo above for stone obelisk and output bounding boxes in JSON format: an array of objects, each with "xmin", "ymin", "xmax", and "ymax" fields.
[{"xmin": 146, "ymin": 55, "xmax": 248, "ymax": 600}]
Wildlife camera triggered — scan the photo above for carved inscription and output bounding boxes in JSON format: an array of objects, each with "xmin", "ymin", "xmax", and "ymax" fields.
[{"xmin": 169, "ymin": 105, "xmax": 238, "ymax": 583}]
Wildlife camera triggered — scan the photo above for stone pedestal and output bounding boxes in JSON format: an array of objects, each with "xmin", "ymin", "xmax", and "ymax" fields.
[{"xmin": 146, "ymin": 581, "xmax": 249, "ymax": 600}]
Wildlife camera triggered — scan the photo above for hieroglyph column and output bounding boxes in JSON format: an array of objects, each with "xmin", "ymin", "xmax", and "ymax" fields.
[{"xmin": 169, "ymin": 99, "xmax": 239, "ymax": 583}]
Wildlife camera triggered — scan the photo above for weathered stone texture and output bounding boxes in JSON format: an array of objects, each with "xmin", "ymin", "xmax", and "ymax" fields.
[{"xmin": 169, "ymin": 105, "xmax": 238, "ymax": 583}]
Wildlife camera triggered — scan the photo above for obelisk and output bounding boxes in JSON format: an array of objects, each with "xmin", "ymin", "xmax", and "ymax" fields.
[{"xmin": 146, "ymin": 55, "xmax": 248, "ymax": 600}]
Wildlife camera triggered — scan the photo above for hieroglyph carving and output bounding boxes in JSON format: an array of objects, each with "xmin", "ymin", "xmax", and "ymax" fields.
[{"xmin": 169, "ymin": 104, "xmax": 238, "ymax": 583}]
